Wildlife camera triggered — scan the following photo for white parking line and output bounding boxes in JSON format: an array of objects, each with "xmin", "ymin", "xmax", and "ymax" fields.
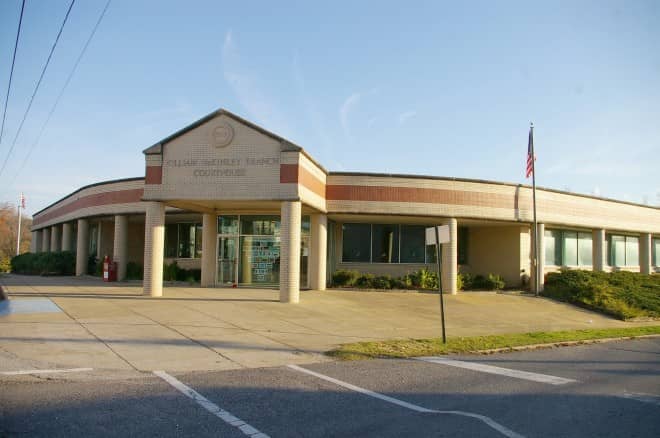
[
  {"xmin": 620, "ymin": 392, "xmax": 660, "ymax": 407},
  {"xmin": 153, "ymin": 371, "xmax": 269, "ymax": 438},
  {"xmin": 1, "ymin": 367, "xmax": 93, "ymax": 375},
  {"xmin": 287, "ymin": 364, "xmax": 525, "ymax": 438},
  {"xmin": 417, "ymin": 356, "xmax": 577, "ymax": 385}
]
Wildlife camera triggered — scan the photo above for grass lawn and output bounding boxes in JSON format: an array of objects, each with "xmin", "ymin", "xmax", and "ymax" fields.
[
  {"xmin": 327, "ymin": 326, "xmax": 660, "ymax": 360},
  {"xmin": 542, "ymin": 270, "xmax": 660, "ymax": 320}
]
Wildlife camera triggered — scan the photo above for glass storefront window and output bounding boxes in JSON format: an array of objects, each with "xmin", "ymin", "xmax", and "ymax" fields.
[
  {"xmin": 164, "ymin": 223, "xmax": 202, "ymax": 258},
  {"xmin": 239, "ymin": 236, "xmax": 280, "ymax": 284},
  {"xmin": 611, "ymin": 235, "xmax": 626, "ymax": 267},
  {"xmin": 218, "ymin": 215, "xmax": 238, "ymax": 234},
  {"xmin": 562, "ymin": 231, "xmax": 578, "ymax": 266},
  {"xmin": 625, "ymin": 236, "xmax": 639, "ymax": 267},
  {"xmin": 241, "ymin": 215, "xmax": 280, "ymax": 236},
  {"xmin": 372, "ymin": 224, "xmax": 399, "ymax": 263},
  {"xmin": 342, "ymin": 223, "xmax": 371, "ymax": 262},
  {"xmin": 400, "ymin": 225, "xmax": 426, "ymax": 263},
  {"xmin": 544, "ymin": 229, "xmax": 559, "ymax": 266},
  {"xmin": 216, "ymin": 215, "xmax": 312, "ymax": 287},
  {"xmin": 195, "ymin": 224, "xmax": 203, "ymax": 258},
  {"xmin": 578, "ymin": 232, "xmax": 592, "ymax": 266}
]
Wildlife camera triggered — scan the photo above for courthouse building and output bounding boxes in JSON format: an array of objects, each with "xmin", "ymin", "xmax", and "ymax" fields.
[{"xmin": 30, "ymin": 109, "xmax": 660, "ymax": 302}]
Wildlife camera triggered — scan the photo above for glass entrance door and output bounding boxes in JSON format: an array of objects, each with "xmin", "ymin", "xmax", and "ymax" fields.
[{"xmin": 217, "ymin": 235, "xmax": 238, "ymax": 286}]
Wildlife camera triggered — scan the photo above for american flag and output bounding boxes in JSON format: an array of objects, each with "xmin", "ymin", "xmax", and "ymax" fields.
[
  {"xmin": 19, "ymin": 192, "xmax": 25, "ymax": 209},
  {"xmin": 525, "ymin": 126, "xmax": 535, "ymax": 178}
]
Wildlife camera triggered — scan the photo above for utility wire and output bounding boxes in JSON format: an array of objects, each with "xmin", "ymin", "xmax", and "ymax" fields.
[
  {"xmin": 0, "ymin": 0, "xmax": 76, "ymax": 179},
  {"xmin": 0, "ymin": 0, "xmax": 26, "ymax": 147},
  {"xmin": 9, "ymin": 0, "xmax": 112, "ymax": 185}
]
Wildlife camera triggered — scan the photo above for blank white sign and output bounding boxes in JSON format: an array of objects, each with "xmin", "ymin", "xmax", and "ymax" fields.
[{"xmin": 425, "ymin": 225, "xmax": 450, "ymax": 245}]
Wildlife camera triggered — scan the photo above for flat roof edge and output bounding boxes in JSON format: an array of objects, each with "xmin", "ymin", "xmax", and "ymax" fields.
[
  {"xmin": 328, "ymin": 171, "xmax": 659, "ymax": 210},
  {"xmin": 32, "ymin": 177, "xmax": 145, "ymax": 218}
]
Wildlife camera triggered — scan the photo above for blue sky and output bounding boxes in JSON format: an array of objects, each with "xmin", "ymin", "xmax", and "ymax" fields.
[{"xmin": 0, "ymin": 0, "xmax": 658, "ymax": 214}]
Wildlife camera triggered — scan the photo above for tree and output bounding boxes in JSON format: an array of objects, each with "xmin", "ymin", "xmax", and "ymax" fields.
[{"xmin": 0, "ymin": 202, "xmax": 32, "ymax": 272}]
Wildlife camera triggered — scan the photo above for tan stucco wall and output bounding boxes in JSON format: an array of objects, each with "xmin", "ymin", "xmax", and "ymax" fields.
[
  {"xmin": 127, "ymin": 222, "xmax": 145, "ymax": 264},
  {"xmin": 464, "ymin": 225, "xmax": 527, "ymax": 287}
]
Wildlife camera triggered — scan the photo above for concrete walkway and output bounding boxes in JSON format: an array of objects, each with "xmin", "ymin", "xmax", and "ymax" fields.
[{"xmin": 0, "ymin": 274, "xmax": 653, "ymax": 376}]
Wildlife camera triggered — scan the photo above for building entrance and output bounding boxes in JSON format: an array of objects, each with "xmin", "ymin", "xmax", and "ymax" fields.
[{"xmin": 215, "ymin": 215, "xmax": 310, "ymax": 288}]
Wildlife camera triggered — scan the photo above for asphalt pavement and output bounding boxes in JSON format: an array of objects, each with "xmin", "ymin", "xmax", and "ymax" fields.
[{"xmin": 2, "ymin": 337, "xmax": 659, "ymax": 437}]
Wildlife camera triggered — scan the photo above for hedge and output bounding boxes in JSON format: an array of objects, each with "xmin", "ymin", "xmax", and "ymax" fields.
[{"xmin": 11, "ymin": 251, "xmax": 76, "ymax": 276}]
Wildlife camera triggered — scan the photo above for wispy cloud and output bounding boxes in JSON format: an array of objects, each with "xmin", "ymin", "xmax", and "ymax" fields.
[
  {"xmin": 398, "ymin": 110, "xmax": 417, "ymax": 125},
  {"xmin": 340, "ymin": 92, "xmax": 361, "ymax": 141},
  {"xmin": 367, "ymin": 117, "xmax": 377, "ymax": 128},
  {"xmin": 292, "ymin": 52, "xmax": 333, "ymax": 153},
  {"xmin": 221, "ymin": 30, "xmax": 290, "ymax": 136}
]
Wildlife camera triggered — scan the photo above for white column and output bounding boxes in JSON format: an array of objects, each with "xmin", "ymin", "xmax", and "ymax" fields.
[
  {"xmin": 76, "ymin": 219, "xmax": 89, "ymax": 276},
  {"xmin": 143, "ymin": 202, "xmax": 165, "ymax": 297},
  {"xmin": 201, "ymin": 213, "xmax": 217, "ymax": 287},
  {"xmin": 42, "ymin": 228, "xmax": 50, "ymax": 252},
  {"xmin": 280, "ymin": 201, "xmax": 301, "ymax": 303},
  {"xmin": 441, "ymin": 218, "xmax": 458, "ymax": 295},
  {"xmin": 310, "ymin": 214, "xmax": 328, "ymax": 291},
  {"xmin": 61, "ymin": 222, "xmax": 73, "ymax": 252},
  {"xmin": 640, "ymin": 233, "xmax": 652, "ymax": 275},
  {"xmin": 113, "ymin": 215, "xmax": 128, "ymax": 281},
  {"xmin": 50, "ymin": 225, "xmax": 60, "ymax": 252},
  {"xmin": 592, "ymin": 228, "xmax": 606, "ymax": 272}
]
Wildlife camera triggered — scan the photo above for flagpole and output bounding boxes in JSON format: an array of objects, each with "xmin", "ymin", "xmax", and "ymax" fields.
[
  {"xmin": 530, "ymin": 123, "xmax": 539, "ymax": 297},
  {"xmin": 16, "ymin": 195, "xmax": 22, "ymax": 256}
]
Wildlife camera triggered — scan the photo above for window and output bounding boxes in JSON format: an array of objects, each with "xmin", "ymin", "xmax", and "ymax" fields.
[
  {"xmin": 340, "ymin": 223, "xmax": 464, "ymax": 264},
  {"xmin": 544, "ymin": 229, "xmax": 560, "ymax": 266},
  {"xmin": 342, "ymin": 223, "xmax": 371, "ymax": 262},
  {"xmin": 164, "ymin": 223, "xmax": 202, "ymax": 258},
  {"xmin": 544, "ymin": 229, "xmax": 592, "ymax": 266},
  {"xmin": 609, "ymin": 234, "xmax": 640, "ymax": 267},
  {"xmin": 372, "ymin": 224, "xmax": 399, "ymax": 263},
  {"xmin": 457, "ymin": 227, "xmax": 468, "ymax": 265},
  {"xmin": 654, "ymin": 238, "xmax": 660, "ymax": 267},
  {"xmin": 400, "ymin": 225, "xmax": 426, "ymax": 263}
]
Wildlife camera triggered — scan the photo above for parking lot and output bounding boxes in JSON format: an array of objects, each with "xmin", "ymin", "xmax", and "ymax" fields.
[
  {"xmin": 2, "ymin": 274, "xmax": 659, "ymax": 436},
  {"xmin": 2, "ymin": 338, "xmax": 659, "ymax": 437}
]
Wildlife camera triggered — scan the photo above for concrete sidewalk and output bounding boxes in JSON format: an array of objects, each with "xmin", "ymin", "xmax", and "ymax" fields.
[{"xmin": 0, "ymin": 274, "xmax": 652, "ymax": 376}]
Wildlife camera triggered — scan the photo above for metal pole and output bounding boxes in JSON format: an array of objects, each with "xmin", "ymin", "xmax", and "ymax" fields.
[
  {"xmin": 16, "ymin": 201, "xmax": 22, "ymax": 256},
  {"xmin": 530, "ymin": 123, "xmax": 539, "ymax": 296},
  {"xmin": 435, "ymin": 226, "xmax": 446, "ymax": 344}
]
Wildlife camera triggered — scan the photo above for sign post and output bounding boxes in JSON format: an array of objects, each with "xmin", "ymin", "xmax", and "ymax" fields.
[{"xmin": 426, "ymin": 225, "xmax": 450, "ymax": 344}]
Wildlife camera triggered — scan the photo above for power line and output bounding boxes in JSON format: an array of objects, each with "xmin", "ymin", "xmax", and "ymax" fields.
[
  {"xmin": 10, "ymin": 0, "xmax": 112, "ymax": 185},
  {"xmin": 0, "ymin": 0, "xmax": 76, "ymax": 179},
  {"xmin": 0, "ymin": 0, "xmax": 26, "ymax": 146}
]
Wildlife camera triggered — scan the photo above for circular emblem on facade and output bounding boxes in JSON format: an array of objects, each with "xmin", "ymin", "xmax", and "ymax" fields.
[{"xmin": 211, "ymin": 123, "xmax": 234, "ymax": 148}]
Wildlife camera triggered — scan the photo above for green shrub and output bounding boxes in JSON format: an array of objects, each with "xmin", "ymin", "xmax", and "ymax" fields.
[
  {"xmin": 371, "ymin": 275, "xmax": 393, "ymax": 289},
  {"xmin": 543, "ymin": 269, "xmax": 660, "ymax": 320},
  {"xmin": 162, "ymin": 261, "xmax": 200, "ymax": 283},
  {"xmin": 163, "ymin": 261, "xmax": 179, "ymax": 281},
  {"xmin": 355, "ymin": 273, "xmax": 375, "ymax": 288},
  {"xmin": 459, "ymin": 272, "xmax": 475, "ymax": 290},
  {"xmin": 485, "ymin": 273, "xmax": 505, "ymax": 290},
  {"xmin": 332, "ymin": 270, "xmax": 360, "ymax": 287},
  {"xmin": 11, "ymin": 251, "xmax": 76, "ymax": 276},
  {"xmin": 126, "ymin": 262, "xmax": 143, "ymax": 280}
]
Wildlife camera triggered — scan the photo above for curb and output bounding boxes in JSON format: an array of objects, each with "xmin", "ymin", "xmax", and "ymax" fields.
[{"xmin": 473, "ymin": 334, "xmax": 660, "ymax": 355}]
